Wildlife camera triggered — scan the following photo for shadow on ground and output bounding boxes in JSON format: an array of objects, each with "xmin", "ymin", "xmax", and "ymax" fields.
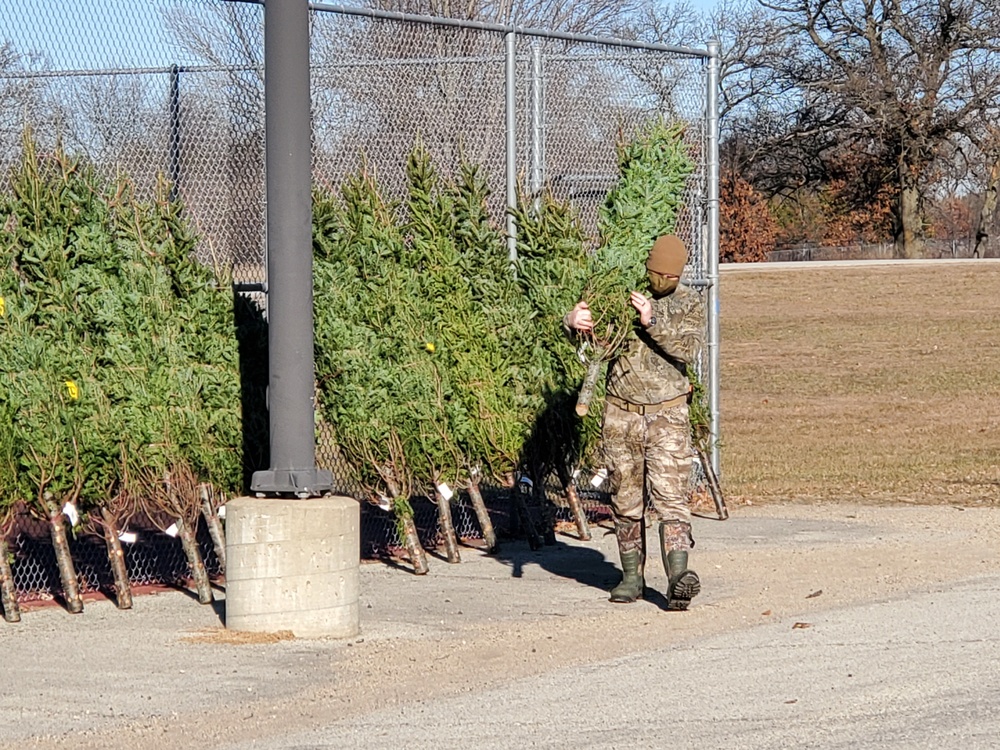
[
  {"xmin": 490, "ymin": 529, "xmax": 677, "ymax": 612},
  {"xmin": 492, "ymin": 531, "xmax": 619, "ymax": 590}
]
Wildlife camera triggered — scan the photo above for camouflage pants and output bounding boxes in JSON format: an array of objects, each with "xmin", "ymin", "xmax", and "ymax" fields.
[{"xmin": 602, "ymin": 399, "xmax": 693, "ymax": 527}]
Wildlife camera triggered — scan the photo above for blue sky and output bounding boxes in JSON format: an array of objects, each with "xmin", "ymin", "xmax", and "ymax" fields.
[
  {"xmin": 6, "ymin": 0, "xmax": 204, "ymax": 70},
  {"xmin": 5, "ymin": 0, "xmax": 720, "ymax": 72},
  {"xmin": 686, "ymin": 0, "xmax": 720, "ymax": 13}
]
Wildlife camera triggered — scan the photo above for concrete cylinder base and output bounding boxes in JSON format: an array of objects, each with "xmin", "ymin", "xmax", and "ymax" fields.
[{"xmin": 225, "ymin": 496, "xmax": 359, "ymax": 639}]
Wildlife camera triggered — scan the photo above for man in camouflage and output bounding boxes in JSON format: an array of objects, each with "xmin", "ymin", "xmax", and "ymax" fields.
[{"xmin": 565, "ymin": 235, "xmax": 705, "ymax": 609}]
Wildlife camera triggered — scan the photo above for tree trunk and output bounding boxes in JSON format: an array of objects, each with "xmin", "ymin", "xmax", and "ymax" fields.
[
  {"xmin": 398, "ymin": 505, "xmax": 429, "ymax": 575},
  {"xmin": 434, "ymin": 488, "xmax": 461, "ymax": 563},
  {"xmin": 894, "ymin": 177, "xmax": 924, "ymax": 259},
  {"xmin": 176, "ymin": 516, "xmax": 214, "ymax": 604},
  {"xmin": 100, "ymin": 507, "xmax": 132, "ymax": 610},
  {"xmin": 575, "ymin": 354, "xmax": 605, "ymax": 416},
  {"xmin": 43, "ymin": 495, "xmax": 83, "ymax": 614},
  {"xmin": 695, "ymin": 445, "xmax": 729, "ymax": 521},
  {"xmin": 510, "ymin": 484, "xmax": 542, "ymax": 551},
  {"xmin": 533, "ymin": 477, "xmax": 557, "ymax": 546},
  {"xmin": 0, "ymin": 536, "xmax": 20, "ymax": 623},
  {"xmin": 466, "ymin": 479, "xmax": 498, "ymax": 553},
  {"xmin": 199, "ymin": 484, "xmax": 226, "ymax": 574},
  {"xmin": 973, "ymin": 157, "xmax": 1000, "ymax": 258},
  {"xmin": 562, "ymin": 478, "xmax": 591, "ymax": 541}
]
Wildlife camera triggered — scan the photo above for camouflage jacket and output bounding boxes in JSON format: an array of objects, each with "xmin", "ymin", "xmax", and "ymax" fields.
[{"xmin": 605, "ymin": 284, "xmax": 705, "ymax": 405}]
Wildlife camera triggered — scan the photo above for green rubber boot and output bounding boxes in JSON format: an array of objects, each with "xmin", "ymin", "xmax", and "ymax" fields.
[
  {"xmin": 609, "ymin": 518, "xmax": 645, "ymax": 603},
  {"xmin": 609, "ymin": 549, "xmax": 645, "ymax": 603},
  {"xmin": 664, "ymin": 550, "xmax": 701, "ymax": 610},
  {"xmin": 660, "ymin": 524, "xmax": 701, "ymax": 611}
]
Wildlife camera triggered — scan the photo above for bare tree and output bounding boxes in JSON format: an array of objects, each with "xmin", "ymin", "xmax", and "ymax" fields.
[
  {"xmin": 379, "ymin": 0, "xmax": 643, "ymax": 31},
  {"xmin": 162, "ymin": 1, "xmax": 263, "ymax": 122},
  {"xmin": 0, "ymin": 43, "xmax": 50, "ymax": 167},
  {"xmin": 968, "ymin": 124, "xmax": 1000, "ymax": 257},
  {"xmin": 754, "ymin": 0, "xmax": 1000, "ymax": 258}
]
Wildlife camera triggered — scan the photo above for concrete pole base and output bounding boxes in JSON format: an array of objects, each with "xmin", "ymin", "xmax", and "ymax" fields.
[{"xmin": 225, "ymin": 496, "xmax": 359, "ymax": 639}]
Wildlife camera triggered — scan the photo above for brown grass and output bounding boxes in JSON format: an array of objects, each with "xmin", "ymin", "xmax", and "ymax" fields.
[{"xmin": 720, "ymin": 262, "xmax": 1000, "ymax": 505}]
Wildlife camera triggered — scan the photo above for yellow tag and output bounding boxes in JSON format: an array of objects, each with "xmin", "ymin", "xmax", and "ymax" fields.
[
  {"xmin": 0, "ymin": 296, "xmax": 5, "ymax": 317},
  {"xmin": 424, "ymin": 342, "xmax": 435, "ymax": 353},
  {"xmin": 65, "ymin": 380, "xmax": 79, "ymax": 400}
]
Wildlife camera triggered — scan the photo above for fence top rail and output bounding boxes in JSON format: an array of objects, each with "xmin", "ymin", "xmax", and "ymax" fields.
[
  {"xmin": 0, "ymin": 64, "xmax": 249, "ymax": 80},
  {"xmin": 306, "ymin": 1, "xmax": 712, "ymax": 58}
]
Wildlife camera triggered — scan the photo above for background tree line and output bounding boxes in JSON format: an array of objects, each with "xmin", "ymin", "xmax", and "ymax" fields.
[
  {"xmin": 4, "ymin": 0, "xmax": 998, "ymax": 268},
  {"xmin": 171, "ymin": 0, "xmax": 1000, "ymax": 261},
  {"xmin": 366, "ymin": 0, "xmax": 1000, "ymax": 261},
  {"xmin": 709, "ymin": 0, "xmax": 1000, "ymax": 261}
]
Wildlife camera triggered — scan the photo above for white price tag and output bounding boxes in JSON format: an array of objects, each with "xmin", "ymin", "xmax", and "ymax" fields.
[
  {"xmin": 572, "ymin": 469, "xmax": 580, "ymax": 480},
  {"xmin": 62, "ymin": 502, "xmax": 78, "ymax": 526},
  {"xmin": 118, "ymin": 531, "xmax": 137, "ymax": 544},
  {"xmin": 436, "ymin": 483, "xmax": 454, "ymax": 501},
  {"xmin": 217, "ymin": 505, "xmax": 226, "ymax": 519},
  {"xmin": 590, "ymin": 468, "xmax": 609, "ymax": 488},
  {"xmin": 377, "ymin": 494, "xmax": 392, "ymax": 511},
  {"xmin": 164, "ymin": 522, "xmax": 179, "ymax": 538}
]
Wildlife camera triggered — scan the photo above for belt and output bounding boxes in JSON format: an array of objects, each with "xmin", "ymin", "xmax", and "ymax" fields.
[{"xmin": 606, "ymin": 392, "xmax": 688, "ymax": 415}]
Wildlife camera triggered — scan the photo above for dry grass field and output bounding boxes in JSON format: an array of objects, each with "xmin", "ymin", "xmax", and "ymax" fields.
[{"xmin": 719, "ymin": 261, "xmax": 1000, "ymax": 506}]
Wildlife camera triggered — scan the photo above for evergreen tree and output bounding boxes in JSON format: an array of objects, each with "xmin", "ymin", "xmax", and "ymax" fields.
[
  {"xmin": 313, "ymin": 165, "xmax": 433, "ymax": 573},
  {"xmin": 0, "ymin": 135, "xmax": 241, "ymax": 607},
  {"xmin": 575, "ymin": 120, "xmax": 695, "ymax": 414},
  {"xmin": 510, "ymin": 191, "xmax": 597, "ymax": 539}
]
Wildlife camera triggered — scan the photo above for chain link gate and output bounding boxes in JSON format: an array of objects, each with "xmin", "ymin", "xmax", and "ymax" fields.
[{"xmin": 0, "ymin": 0, "xmax": 716, "ymax": 599}]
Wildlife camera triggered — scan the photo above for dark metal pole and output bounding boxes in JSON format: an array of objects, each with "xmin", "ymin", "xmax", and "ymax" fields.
[
  {"xmin": 168, "ymin": 64, "xmax": 181, "ymax": 202},
  {"xmin": 251, "ymin": 0, "xmax": 332, "ymax": 497}
]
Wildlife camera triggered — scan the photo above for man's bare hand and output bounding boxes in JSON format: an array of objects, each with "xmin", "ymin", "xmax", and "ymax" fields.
[
  {"xmin": 630, "ymin": 291, "xmax": 653, "ymax": 327},
  {"xmin": 565, "ymin": 301, "xmax": 593, "ymax": 332}
]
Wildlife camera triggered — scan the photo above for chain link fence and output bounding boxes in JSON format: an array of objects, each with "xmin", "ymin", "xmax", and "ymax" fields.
[
  {"xmin": 1, "ymin": 0, "xmax": 715, "ymax": 600},
  {"xmin": 5, "ymin": 510, "xmax": 224, "ymax": 605}
]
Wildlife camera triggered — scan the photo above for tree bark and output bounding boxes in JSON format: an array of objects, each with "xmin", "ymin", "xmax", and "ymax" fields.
[
  {"xmin": 176, "ymin": 516, "xmax": 214, "ymax": 604},
  {"xmin": 199, "ymin": 484, "xmax": 226, "ymax": 574},
  {"xmin": 434, "ymin": 489, "xmax": 461, "ymax": 563},
  {"xmin": 0, "ymin": 536, "xmax": 20, "ymax": 623},
  {"xmin": 562, "ymin": 479, "xmax": 591, "ymax": 541},
  {"xmin": 100, "ymin": 507, "xmax": 132, "ymax": 610},
  {"xmin": 43, "ymin": 495, "xmax": 83, "ymax": 614},
  {"xmin": 399, "ymin": 507, "xmax": 429, "ymax": 575},
  {"xmin": 895, "ymin": 177, "xmax": 924, "ymax": 259},
  {"xmin": 466, "ymin": 479, "xmax": 498, "ymax": 553},
  {"xmin": 575, "ymin": 355, "xmax": 605, "ymax": 416},
  {"xmin": 695, "ymin": 445, "xmax": 729, "ymax": 521},
  {"xmin": 974, "ymin": 157, "xmax": 1000, "ymax": 258}
]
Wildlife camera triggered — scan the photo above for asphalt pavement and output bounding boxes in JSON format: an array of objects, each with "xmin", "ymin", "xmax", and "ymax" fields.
[
  {"xmin": 3, "ymin": 502, "xmax": 998, "ymax": 750},
  {"xmin": 238, "ymin": 573, "xmax": 1000, "ymax": 750}
]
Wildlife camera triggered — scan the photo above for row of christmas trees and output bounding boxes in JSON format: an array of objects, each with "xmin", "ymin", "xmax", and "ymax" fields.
[
  {"xmin": 0, "ymin": 118, "xmax": 695, "ymax": 620},
  {"xmin": 0, "ymin": 134, "xmax": 242, "ymax": 619},
  {"xmin": 312, "ymin": 121, "xmax": 694, "ymax": 572}
]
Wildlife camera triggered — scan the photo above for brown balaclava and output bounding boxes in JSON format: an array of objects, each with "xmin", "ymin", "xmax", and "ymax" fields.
[{"xmin": 646, "ymin": 235, "xmax": 687, "ymax": 297}]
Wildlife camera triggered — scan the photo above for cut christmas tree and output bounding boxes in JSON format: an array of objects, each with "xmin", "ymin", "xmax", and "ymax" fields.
[{"xmin": 575, "ymin": 120, "xmax": 695, "ymax": 415}]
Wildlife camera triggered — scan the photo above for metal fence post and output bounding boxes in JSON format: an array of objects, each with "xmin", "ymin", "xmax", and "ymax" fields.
[
  {"xmin": 706, "ymin": 39, "xmax": 722, "ymax": 477},
  {"xmin": 505, "ymin": 30, "xmax": 518, "ymax": 265},
  {"xmin": 529, "ymin": 41, "xmax": 544, "ymax": 213},
  {"xmin": 251, "ymin": 0, "xmax": 332, "ymax": 496},
  {"xmin": 168, "ymin": 64, "xmax": 181, "ymax": 203}
]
